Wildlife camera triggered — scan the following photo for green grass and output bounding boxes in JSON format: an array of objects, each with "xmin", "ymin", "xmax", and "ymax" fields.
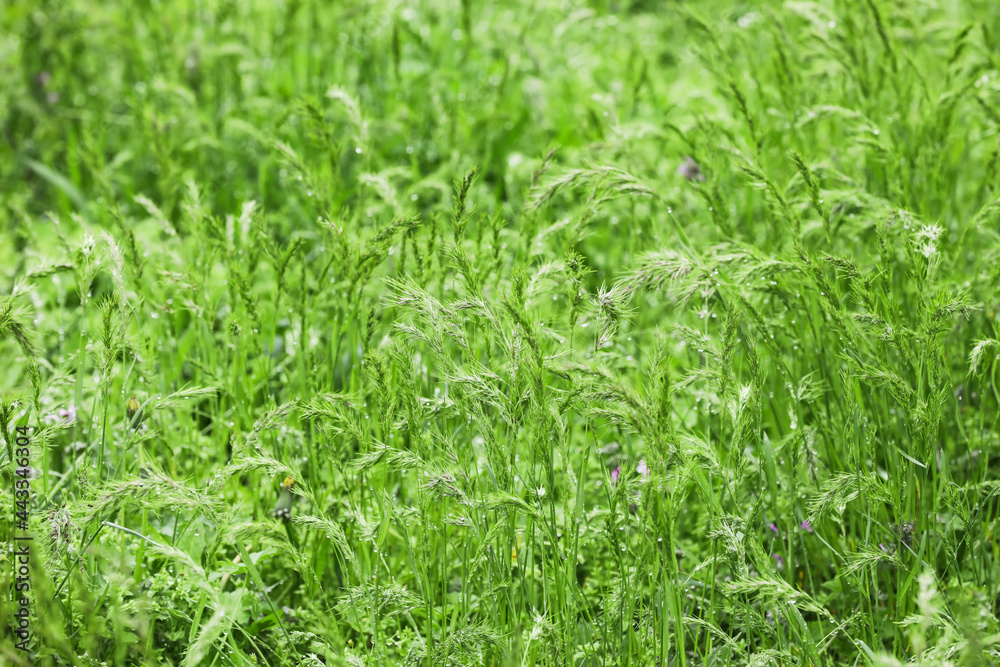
[{"xmin": 2, "ymin": 0, "xmax": 1000, "ymax": 664}]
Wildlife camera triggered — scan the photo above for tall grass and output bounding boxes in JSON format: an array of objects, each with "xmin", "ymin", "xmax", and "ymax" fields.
[{"xmin": 2, "ymin": 0, "xmax": 1000, "ymax": 665}]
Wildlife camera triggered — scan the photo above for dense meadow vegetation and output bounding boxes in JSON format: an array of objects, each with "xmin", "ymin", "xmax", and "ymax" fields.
[{"xmin": 3, "ymin": 0, "xmax": 1000, "ymax": 664}]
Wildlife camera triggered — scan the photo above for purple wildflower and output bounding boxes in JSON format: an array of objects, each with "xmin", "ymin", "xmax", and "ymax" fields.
[
  {"xmin": 611, "ymin": 467, "xmax": 620, "ymax": 484},
  {"xmin": 677, "ymin": 156, "xmax": 706, "ymax": 182},
  {"xmin": 772, "ymin": 553, "xmax": 784, "ymax": 570},
  {"xmin": 636, "ymin": 459, "xmax": 648, "ymax": 478},
  {"xmin": 769, "ymin": 522, "xmax": 779, "ymax": 535},
  {"xmin": 38, "ymin": 71, "xmax": 52, "ymax": 86},
  {"xmin": 800, "ymin": 520, "xmax": 813, "ymax": 533},
  {"xmin": 45, "ymin": 405, "xmax": 77, "ymax": 425}
]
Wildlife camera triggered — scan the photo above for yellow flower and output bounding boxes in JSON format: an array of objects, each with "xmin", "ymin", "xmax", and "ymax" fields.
[
  {"xmin": 126, "ymin": 396, "xmax": 143, "ymax": 430},
  {"xmin": 512, "ymin": 533, "xmax": 523, "ymax": 562},
  {"xmin": 275, "ymin": 477, "xmax": 296, "ymax": 521}
]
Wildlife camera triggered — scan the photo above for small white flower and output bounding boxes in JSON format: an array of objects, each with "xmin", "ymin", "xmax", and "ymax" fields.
[{"xmin": 916, "ymin": 223, "xmax": 942, "ymax": 241}]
